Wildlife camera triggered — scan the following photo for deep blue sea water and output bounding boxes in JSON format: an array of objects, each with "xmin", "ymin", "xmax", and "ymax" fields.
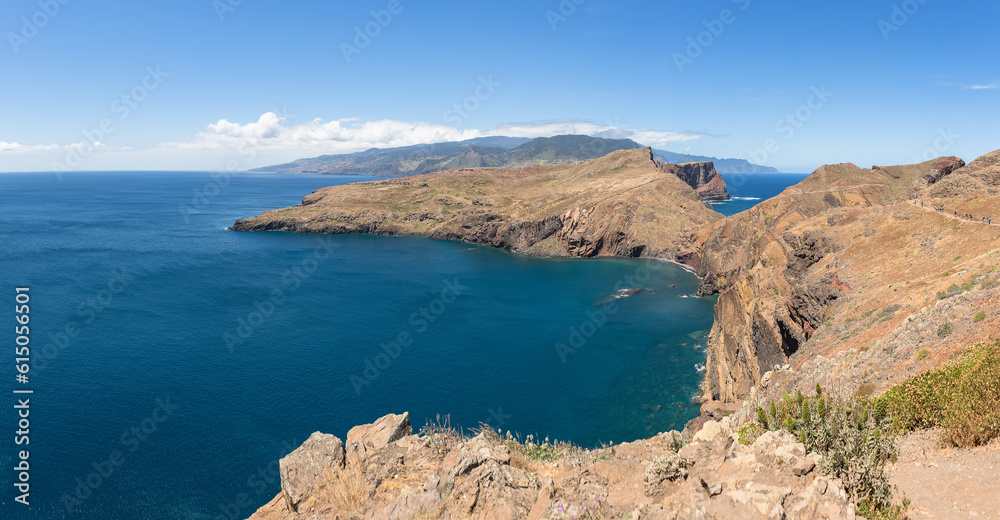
[
  {"xmin": 710, "ymin": 173, "xmax": 811, "ymax": 216},
  {"xmin": 0, "ymin": 171, "xmax": 740, "ymax": 519}
]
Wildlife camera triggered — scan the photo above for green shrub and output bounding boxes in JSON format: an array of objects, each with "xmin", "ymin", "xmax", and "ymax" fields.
[
  {"xmin": 873, "ymin": 397, "xmax": 888, "ymax": 423},
  {"xmin": 974, "ymin": 311, "xmax": 986, "ymax": 323},
  {"xmin": 501, "ymin": 433, "xmax": 572, "ymax": 462},
  {"xmin": 916, "ymin": 349, "xmax": 930, "ymax": 361},
  {"xmin": 645, "ymin": 454, "xmax": 688, "ymax": 483},
  {"xmin": 884, "ymin": 340, "xmax": 1000, "ymax": 447},
  {"xmin": 937, "ymin": 322, "xmax": 954, "ymax": 338},
  {"xmin": 667, "ymin": 431, "xmax": 688, "ymax": 452},
  {"xmin": 757, "ymin": 405, "xmax": 768, "ymax": 429},
  {"xmin": 738, "ymin": 422, "xmax": 764, "ymax": 445},
  {"xmin": 759, "ymin": 389, "xmax": 900, "ymax": 514},
  {"xmin": 590, "ymin": 444, "xmax": 616, "ymax": 462}
]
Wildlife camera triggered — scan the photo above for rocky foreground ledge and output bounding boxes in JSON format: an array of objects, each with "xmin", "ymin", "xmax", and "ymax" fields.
[{"xmin": 248, "ymin": 412, "xmax": 860, "ymax": 520}]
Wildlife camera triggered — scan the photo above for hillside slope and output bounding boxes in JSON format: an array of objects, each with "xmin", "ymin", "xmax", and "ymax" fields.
[{"xmin": 686, "ymin": 153, "xmax": 1000, "ymax": 409}]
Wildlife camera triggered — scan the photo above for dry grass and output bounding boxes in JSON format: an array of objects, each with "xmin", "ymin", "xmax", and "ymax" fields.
[
  {"xmin": 419, "ymin": 414, "xmax": 465, "ymax": 456},
  {"xmin": 321, "ymin": 454, "xmax": 370, "ymax": 515}
]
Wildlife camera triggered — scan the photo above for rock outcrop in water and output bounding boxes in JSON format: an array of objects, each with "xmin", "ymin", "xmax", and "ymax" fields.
[
  {"xmin": 248, "ymin": 412, "xmax": 858, "ymax": 520},
  {"xmin": 659, "ymin": 161, "xmax": 730, "ymax": 201},
  {"xmin": 233, "ymin": 148, "xmax": 724, "ymax": 262}
]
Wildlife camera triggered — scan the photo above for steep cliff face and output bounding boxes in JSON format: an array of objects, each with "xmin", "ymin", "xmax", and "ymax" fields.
[
  {"xmin": 233, "ymin": 148, "xmax": 724, "ymax": 262},
  {"xmin": 691, "ymin": 157, "xmax": 980, "ymax": 403},
  {"xmin": 658, "ymin": 161, "xmax": 730, "ymax": 201}
]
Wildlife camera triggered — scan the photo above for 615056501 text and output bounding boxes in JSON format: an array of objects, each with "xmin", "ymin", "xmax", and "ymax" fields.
[{"xmin": 14, "ymin": 287, "xmax": 33, "ymax": 506}]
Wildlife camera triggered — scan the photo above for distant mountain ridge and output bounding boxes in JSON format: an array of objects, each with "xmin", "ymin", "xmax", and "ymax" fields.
[
  {"xmin": 251, "ymin": 135, "xmax": 780, "ymax": 175},
  {"xmin": 652, "ymin": 149, "xmax": 780, "ymax": 174}
]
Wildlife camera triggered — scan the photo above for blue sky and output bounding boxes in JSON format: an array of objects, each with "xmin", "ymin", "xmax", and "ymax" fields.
[{"xmin": 1, "ymin": 0, "xmax": 997, "ymax": 172}]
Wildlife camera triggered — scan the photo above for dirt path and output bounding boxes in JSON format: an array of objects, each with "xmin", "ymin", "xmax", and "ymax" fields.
[
  {"xmin": 908, "ymin": 199, "xmax": 999, "ymax": 226},
  {"xmin": 890, "ymin": 428, "xmax": 1000, "ymax": 519}
]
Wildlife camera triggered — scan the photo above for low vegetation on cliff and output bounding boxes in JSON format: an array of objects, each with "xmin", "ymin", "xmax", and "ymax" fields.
[
  {"xmin": 745, "ymin": 385, "xmax": 904, "ymax": 519},
  {"xmin": 884, "ymin": 339, "xmax": 1000, "ymax": 447},
  {"xmin": 735, "ymin": 337, "xmax": 1000, "ymax": 519}
]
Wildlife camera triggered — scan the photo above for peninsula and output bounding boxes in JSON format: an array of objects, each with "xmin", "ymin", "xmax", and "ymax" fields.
[{"xmin": 233, "ymin": 148, "xmax": 727, "ymax": 260}]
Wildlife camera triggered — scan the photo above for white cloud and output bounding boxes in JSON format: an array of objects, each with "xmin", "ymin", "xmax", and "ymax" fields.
[
  {"xmin": 944, "ymin": 81, "xmax": 1000, "ymax": 90},
  {"xmin": 160, "ymin": 113, "xmax": 709, "ymax": 156},
  {"xmin": 0, "ymin": 113, "xmax": 710, "ymax": 171},
  {"xmin": 0, "ymin": 141, "xmax": 62, "ymax": 153}
]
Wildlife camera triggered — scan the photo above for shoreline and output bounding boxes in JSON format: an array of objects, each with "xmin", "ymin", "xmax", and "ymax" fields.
[{"xmin": 231, "ymin": 227, "xmax": 705, "ymax": 279}]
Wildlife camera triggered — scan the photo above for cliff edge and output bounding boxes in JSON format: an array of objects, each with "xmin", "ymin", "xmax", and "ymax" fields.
[
  {"xmin": 248, "ymin": 412, "xmax": 857, "ymax": 520},
  {"xmin": 690, "ymin": 153, "xmax": 1000, "ymax": 408}
]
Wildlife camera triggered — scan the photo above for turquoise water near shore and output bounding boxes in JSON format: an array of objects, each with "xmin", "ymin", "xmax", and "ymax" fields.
[{"xmin": 0, "ymin": 171, "xmax": 722, "ymax": 519}]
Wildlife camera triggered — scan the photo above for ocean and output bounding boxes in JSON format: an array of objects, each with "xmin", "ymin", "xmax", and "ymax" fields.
[
  {"xmin": 711, "ymin": 173, "xmax": 811, "ymax": 216},
  {"xmin": 0, "ymin": 170, "xmax": 765, "ymax": 519}
]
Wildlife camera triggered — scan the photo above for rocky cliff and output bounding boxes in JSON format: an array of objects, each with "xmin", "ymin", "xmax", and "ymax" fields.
[
  {"xmin": 248, "ymin": 412, "xmax": 859, "ymax": 520},
  {"xmin": 688, "ymin": 153, "xmax": 1000, "ymax": 408},
  {"xmin": 658, "ymin": 161, "xmax": 730, "ymax": 201},
  {"xmin": 233, "ymin": 148, "xmax": 724, "ymax": 262}
]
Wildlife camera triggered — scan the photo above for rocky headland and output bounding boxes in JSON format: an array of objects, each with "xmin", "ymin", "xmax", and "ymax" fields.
[
  {"xmin": 233, "ymin": 148, "xmax": 727, "ymax": 261},
  {"xmin": 236, "ymin": 148, "xmax": 1000, "ymax": 519}
]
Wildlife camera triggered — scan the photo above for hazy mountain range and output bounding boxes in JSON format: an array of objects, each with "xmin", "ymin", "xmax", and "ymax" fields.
[{"xmin": 250, "ymin": 135, "xmax": 780, "ymax": 176}]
